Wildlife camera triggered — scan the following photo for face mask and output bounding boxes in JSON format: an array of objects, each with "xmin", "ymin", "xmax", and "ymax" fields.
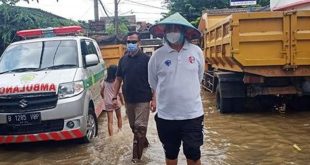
[
  {"xmin": 166, "ymin": 32, "xmax": 183, "ymax": 44},
  {"xmin": 127, "ymin": 43, "xmax": 138, "ymax": 52}
]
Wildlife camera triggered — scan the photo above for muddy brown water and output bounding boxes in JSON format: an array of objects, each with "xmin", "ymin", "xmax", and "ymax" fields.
[{"xmin": 1, "ymin": 91, "xmax": 310, "ymax": 165}]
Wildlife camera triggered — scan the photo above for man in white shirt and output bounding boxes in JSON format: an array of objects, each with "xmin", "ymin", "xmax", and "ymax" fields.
[{"xmin": 148, "ymin": 12, "xmax": 205, "ymax": 165}]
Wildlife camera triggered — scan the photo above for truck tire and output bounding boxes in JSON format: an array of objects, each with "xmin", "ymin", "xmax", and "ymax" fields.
[
  {"xmin": 232, "ymin": 98, "xmax": 245, "ymax": 113},
  {"xmin": 288, "ymin": 96, "xmax": 310, "ymax": 111},
  {"xmin": 216, "ymin": 85, "xmax": 233, "ymax": 113},
  {"xmin": 81, "ymin": 106, "xmax": 98, "ymax": 143}
]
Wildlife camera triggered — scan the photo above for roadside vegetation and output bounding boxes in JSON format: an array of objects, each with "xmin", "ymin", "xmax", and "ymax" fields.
[{"xmin": 0, "ymin": 3, "xmax": 77, "ymax": 54}]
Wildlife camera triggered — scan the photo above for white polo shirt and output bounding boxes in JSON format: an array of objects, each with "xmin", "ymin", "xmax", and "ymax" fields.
[{"xmin": 148, "ymin": 41, "xmax": 205, "ymax": 120}]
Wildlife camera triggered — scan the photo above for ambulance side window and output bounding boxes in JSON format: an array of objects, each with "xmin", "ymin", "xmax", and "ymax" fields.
[
  {"xmin": 87, "ymin": 41, "xmax": 98, "ymax": 56},
  {"xmin": 81, "ymin": 40, "xmax": 99, "ymax": 67},
  {"xmin": 81, "ymin": 40, "xmax": 88, "ymax": 56}
]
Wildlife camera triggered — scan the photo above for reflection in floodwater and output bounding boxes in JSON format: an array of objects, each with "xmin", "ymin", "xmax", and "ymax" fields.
[{"xmin": 1, "ymin": 91, "xmax": 310, "ymax": 164}]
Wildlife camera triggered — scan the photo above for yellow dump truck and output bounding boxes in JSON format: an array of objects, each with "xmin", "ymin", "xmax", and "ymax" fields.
[
  {"xmin": 100, "ymin": 44, "xmax": 125, "ymax": 67},
  {"xmin": 200, "ymin": 10, "xmax": 310, "ymax": 113}
]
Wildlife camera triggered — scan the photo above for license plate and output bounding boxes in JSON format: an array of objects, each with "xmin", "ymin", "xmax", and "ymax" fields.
[{"xmin": 7, "ymin": 112, "xmax": 41, "ymax": 125}]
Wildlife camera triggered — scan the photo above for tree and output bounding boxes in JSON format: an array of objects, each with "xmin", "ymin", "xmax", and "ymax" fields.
[
  {"xmin": 164, "ymin": 0, "xmax": 270, "ymax": 26},
  {"xmin": 1, "ymin": 0, "xmax": 20, "ymax": 5},
  {"xmin": 257, "ymin": 0, "xmax": 270, "ymax": 6},
  {"xmin": 106, "ymin": 18, "xmax": 129, "ymax": 36},
  {"xmin": 0, "ymin": 5, "xmax": 77, "ymax": 54},
  {"xmin": 106, "ymin": 23, "xmax": 129, "ymax": 36},
  {"xmin": 1, "ymin": 0, "xmax": 58, "ymax": 5}
]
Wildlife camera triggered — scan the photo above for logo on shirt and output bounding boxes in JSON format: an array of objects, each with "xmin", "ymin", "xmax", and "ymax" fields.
[
  {"xmin": 188, "ymin": 56, "xmax": 195, "ymax": 64},
  {"xmin": 164, "ymin": 60, "xmax": 172, "ymax": 67}
]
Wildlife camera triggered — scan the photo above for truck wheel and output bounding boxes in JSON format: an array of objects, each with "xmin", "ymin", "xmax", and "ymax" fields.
[
  {"xmin": 288, "ymin": 96, "xmax": 310, "ymax": 111},
  {"xmin": 216, "ymin": 86, "xmax": 232, "ymax": 113},
  {"xmin": 232, "ymin": 98, "xmax": 245, "ymax": 112},
  {"xmin": 82, "ymin": 107, "xmax": 98, "ymax": 143}
]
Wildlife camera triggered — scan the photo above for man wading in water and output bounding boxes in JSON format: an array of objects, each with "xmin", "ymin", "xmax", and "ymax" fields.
[
  {"xmin": 113, "ymin": 32, "xmax": 152, "ymax": 163},
  {"xmin": 148, "ymin": 13, "xmax": 205, "ymax": 165}
]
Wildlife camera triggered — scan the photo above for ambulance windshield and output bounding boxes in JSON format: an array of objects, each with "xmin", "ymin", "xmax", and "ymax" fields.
[{"xmin": 0, "ymin": 40, "xmax": 78, "ymax": 74}]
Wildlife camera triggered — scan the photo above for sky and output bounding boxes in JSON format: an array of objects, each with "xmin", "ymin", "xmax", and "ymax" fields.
[{"xmin": 17, "ymin": 0, "xmax": 168, "ymax": 23}]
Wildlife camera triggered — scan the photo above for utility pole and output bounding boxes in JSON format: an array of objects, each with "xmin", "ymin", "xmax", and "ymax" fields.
[
  {"xmin": 94, "ymin": 0, "xmax": 99, "ymax": 21},
  {"xmin": 114, "ymin": 0, "xmax": 119, "ymax": 37}
]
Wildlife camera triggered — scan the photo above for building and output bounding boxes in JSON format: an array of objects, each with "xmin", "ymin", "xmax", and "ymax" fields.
[
  {"xmin": 140, "ymin": 38, "xmax": 162, "ymax": 56},
  {"xmin": 137, "ymin": 21, "xmax": 153, "ymax": 39}
]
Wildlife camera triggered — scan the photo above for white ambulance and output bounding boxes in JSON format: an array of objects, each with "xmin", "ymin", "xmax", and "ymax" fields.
[{"xmin": 0, "ymin": 26, "xmax": 106, "ymax": 143}]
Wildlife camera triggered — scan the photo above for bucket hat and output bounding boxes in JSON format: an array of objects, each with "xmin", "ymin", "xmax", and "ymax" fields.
[{"xmin": 149, "ymin": 12, "xmax": 201, "ymax": 40}]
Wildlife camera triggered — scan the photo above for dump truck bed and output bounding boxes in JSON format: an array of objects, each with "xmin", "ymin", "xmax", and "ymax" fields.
[
  {"xmin": 100, "ymin": 44, "xmax": 125, "ymax": 67},
  {"xmin": 205, "ymin": 11, "xmax": 310, "ymax": 77}
]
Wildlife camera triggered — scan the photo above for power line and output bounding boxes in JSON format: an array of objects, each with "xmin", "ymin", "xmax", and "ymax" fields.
[
  {"xmin": 105, "ymin": 8, "xmax": 114, "ymax": 15},
  {"xmin": 123, "ymin": 0, "xmax": 167, "ymax": 10},
  {"xmin": 132, "ymin": 11, "xmax": 165, "ymax": 14},
  {"xmin": 78, "ymin": 4, "xmax": 92, "ymax": 20},
  {"xmin": 99, "ymin": 0, "xmax": 112, "ymax": 20},
  {"xmin": 119, "ymin": 9, "xmax": 133, "ymax": 15}
]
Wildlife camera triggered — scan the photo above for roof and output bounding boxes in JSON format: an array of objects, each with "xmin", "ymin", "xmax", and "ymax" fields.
[{"xmin": 140, "ymin": 39, "xmax": 162, "ymax": 46}]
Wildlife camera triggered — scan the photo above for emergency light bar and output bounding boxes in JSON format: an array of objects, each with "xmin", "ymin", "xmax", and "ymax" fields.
[{"xmin": 16, "ymin": 26, "xmax": 83, "ymax": 39}]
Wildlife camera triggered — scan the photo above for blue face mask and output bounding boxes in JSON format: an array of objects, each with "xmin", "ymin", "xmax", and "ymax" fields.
[{"xmin": 127, "ymin": 43, "xmax": 138, "ymax": 52}]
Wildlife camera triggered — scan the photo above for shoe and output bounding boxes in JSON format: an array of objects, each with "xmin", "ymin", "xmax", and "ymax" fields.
[
  {"xmin": 143, "ymin": 137, "xmax": 149, "ymax": 148},
  {"xmin": 131, "ymin": 158, "xmax": 139, "ymax": 164}
]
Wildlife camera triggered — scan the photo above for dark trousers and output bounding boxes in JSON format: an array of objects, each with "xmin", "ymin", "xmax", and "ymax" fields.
[{"xmin": 155, "ymin": 114, "xmax": 204, "ymax": 161}]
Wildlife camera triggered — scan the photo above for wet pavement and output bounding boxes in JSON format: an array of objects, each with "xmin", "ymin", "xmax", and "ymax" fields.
[{"xmin": 1, "ymin": 91, "xmax": 310, "ymax": 165}]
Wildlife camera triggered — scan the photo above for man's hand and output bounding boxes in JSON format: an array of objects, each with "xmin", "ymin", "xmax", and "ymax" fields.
[
  {"xmin": 150, "ymin": 91, "xmax": 156, "ymax": 112},
  {"xmin": 150, "ymin": 99, "xmax": 156, "ymax": 113}
]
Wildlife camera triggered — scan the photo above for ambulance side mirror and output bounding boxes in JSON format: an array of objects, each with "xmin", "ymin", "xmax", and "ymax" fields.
[{"xmin": 85, "ymin": 54, "xmax": 99, "ymax": 67}]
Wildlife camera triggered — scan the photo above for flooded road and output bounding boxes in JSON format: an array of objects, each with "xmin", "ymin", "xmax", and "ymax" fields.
[{"xmin": 1, "ymin": 91, "xmax": 310, "ymax": 165}]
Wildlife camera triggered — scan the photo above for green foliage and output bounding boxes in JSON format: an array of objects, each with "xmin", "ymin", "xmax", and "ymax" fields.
[
  {"xmin": 0, "ymin": 4, "xmax": 78, "ymax": 53},
  {"xmin": 164, "ymin": 0, "xmax": 230, "ymax": 21},
  {"xmin": 106, "ymin": 23, "xmax": 129, "ymax": 36},
  {"xmin": 164, "ymin": 0, "xmax": 270, "ymax": 26},
  {"xmin": 106, "ymin": 24, "xmax": 115, "ymax": 35},
  {"xmin": 105, "ymin": 18, "xmax": 129, "ymax": 36},
  {"xmin": 257, "ymin": 0, "xmax": 270, "ymax": 6},
  {"xmin": 1, "ymin": 0, "xmax": 58, "ymax": 5},
  {"xmin": 78, "ymin": 20, "xmax": 89, "ymax": 30},
  {"xmin": 1, "ymin": 0, "xmax": 20, "ymax": 5}
]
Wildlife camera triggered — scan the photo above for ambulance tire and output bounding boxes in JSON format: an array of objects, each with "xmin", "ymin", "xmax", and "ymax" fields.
[{"xmin": 81, "ymin": 107, "xmax": 98, "ymax": 143}]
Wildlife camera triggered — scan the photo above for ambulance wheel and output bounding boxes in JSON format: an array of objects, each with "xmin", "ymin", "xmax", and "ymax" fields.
[{"xmin": 82, "ymin": 107, "xmax": 98, "ymax": 143}]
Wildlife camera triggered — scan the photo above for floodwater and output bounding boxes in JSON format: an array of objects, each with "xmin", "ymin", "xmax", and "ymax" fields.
[{"xmin": 1, "ymin": 91, "xmax": 310, "ymax": 165}]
